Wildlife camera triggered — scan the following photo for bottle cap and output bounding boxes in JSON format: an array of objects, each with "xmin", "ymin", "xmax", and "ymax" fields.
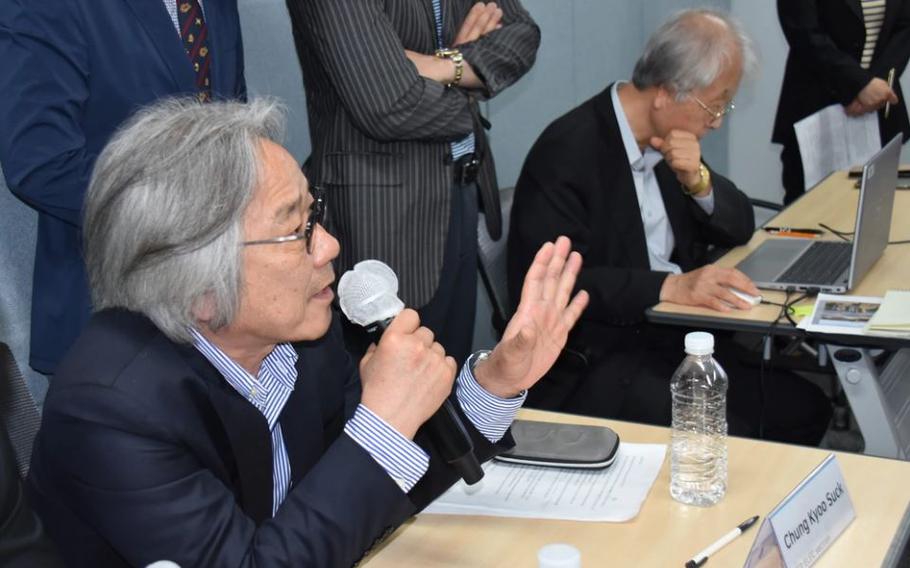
[
  {"xmin": 684, "ymin": 331, "xmax": 714, "ymax": 355},
  {"xmin": 538, "ymin": 543, "xmax": 581, "ymax": 568}
]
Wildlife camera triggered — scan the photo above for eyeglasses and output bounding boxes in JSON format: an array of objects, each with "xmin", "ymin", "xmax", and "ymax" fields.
[
  {"xmin": 242, "ymin": 185, "xmax": 326, "ymax": 254},
  {"xmin": 690, "ymin": 94, "xmax": 735, "ymax": 121}
]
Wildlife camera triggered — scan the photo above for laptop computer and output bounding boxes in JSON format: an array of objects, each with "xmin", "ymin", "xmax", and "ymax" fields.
[{"xmin": 737, "ymin": 134, "xmax": 901, "ymax": 294}]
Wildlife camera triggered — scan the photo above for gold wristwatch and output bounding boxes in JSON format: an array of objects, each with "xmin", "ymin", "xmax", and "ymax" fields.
[
  {"xmin": 435, "ymin": 48, "xmax": 464, "ymax": 88},
  {"xmin": 683, "ymin": 163, "xmax": 711, "ymax": 196}
]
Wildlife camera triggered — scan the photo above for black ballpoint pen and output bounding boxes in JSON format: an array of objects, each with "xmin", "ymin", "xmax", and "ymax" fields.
[{"xmin": 684, "ymin": 515, "xmax": 760, "ymax": 568}]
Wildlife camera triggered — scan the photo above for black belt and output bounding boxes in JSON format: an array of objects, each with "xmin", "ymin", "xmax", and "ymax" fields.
[{"xmin": 452, "ymin": 153, "xmax": 480, "ymax": 185}]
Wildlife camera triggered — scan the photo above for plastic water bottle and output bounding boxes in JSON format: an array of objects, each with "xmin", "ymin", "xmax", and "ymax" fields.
[{"xmin": 670, "ymin": 331, "xmax": 728, "ymax": 506}]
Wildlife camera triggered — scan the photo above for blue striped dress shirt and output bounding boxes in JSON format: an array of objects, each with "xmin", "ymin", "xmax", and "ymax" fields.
[{"xmin": 191, "ymin": 332, "xmax": 524, "ymax": 513}]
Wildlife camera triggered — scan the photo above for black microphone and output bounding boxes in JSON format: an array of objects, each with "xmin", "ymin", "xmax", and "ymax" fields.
[{"xmin": 338, "ymin": 260, "xmax": 484, "ymax": 485}]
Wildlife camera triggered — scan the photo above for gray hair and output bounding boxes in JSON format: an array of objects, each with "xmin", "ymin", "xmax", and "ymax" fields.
[
  {"xmin": 631, "ymin": 9, "xmax": 758, "ymax": 99},
  {"xmin": 84, "ymin": 97, "xmax": 287, "ymax": 342}
]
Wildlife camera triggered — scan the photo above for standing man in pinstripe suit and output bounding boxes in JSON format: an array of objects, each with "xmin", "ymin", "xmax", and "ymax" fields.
[{"xmin": 286, "ymin": 0, "xmax": 540, "ymax": 363}]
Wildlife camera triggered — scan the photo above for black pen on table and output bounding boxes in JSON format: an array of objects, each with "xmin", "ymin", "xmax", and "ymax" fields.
[{"xmin": 684, "ymin": 515, "xmax": 759, "ymax": 568}]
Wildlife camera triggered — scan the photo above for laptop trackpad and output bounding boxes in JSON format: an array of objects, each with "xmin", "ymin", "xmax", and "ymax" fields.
[{"xmin": 736, "ymin": 238, "xmax": 814, "ymax": 282}]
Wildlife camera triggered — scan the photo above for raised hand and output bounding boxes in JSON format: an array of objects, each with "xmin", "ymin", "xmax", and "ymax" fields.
[
  {"xmin": 474, "ymin": 236, "xmax": 589, "ymax": 398},
  {"xmin": 359, "ymin": 309, "xmax": 457, "ymax": 439}
]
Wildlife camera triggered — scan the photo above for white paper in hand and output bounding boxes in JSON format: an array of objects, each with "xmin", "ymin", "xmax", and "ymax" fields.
[{"xmin": 337, "ymin": 260, "xmax": 405, "ymax": 326}]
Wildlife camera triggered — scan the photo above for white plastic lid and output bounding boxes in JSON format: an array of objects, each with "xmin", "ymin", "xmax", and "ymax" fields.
[
  {"xmin": 684, "ymin": 331, "xmax": 714, "ymax": 355},
  {"xmin": 538, "ymin": 544, "xmax": 581, "ymax": 568}
]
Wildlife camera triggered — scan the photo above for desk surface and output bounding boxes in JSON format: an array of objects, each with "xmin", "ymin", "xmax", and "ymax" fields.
[
  {"xmin": 649, "ymin": 170, "xmax": 910, "ymax": 331},
  {"xmin": 364, "ymin": 408, "xmax": 910, "ymax": 567}
]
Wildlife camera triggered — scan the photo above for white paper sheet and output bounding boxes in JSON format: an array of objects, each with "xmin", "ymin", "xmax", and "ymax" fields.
[
  {"xmin": 794, "ymin": 104, "xmax": 881, "ymax": 190},
  {"xmin": 867, "ymin": 290, "xmax": 910, "ymax": 331},
  {"xmin": 422, "ymin": 443, "xmax": 666, "ymax": 522}
]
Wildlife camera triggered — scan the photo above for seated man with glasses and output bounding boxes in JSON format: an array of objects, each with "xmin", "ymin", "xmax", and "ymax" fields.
[
  {"xmin": 27, "ymin": 98, "xmax": 588, "ymax": 566},
  {"xmin": 507, "ymin": 9, "xmax": 831, "ymax": 444}
]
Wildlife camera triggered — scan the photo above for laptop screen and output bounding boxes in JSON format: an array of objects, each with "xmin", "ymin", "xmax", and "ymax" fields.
[{"xmin": 848, "ymin": 134, "xmax": 902, "ymax": 289}]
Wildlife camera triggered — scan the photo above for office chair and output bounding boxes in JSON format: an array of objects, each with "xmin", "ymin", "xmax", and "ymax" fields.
[
  {"xmin": 0, "ymin": 342, "xmax": 42, "ymax": 478},
  {"xmin": 477, "ymin": 188, "xmax": 589, "ymax": 370},
  {"xmin": 477, "ymin": 187, "xmax": 514, "ymax": 336}
]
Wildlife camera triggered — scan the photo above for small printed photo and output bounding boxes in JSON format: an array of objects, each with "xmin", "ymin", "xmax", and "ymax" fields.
[{"xmin": 814, "ymin": 300, "xmax": 880, "ymax": 327}]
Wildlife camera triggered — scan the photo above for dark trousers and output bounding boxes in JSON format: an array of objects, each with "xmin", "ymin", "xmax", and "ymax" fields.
[
  {"xmin": 527, "ymin": 327, "xmax": 832, "ymax": 446},
  {"xmin": 341, "ymin": 182, "xmax": 478, "ymax": 365},
  {"xmin": 780, "ymin": 141, "xmax": 806, "ymax": 206}
]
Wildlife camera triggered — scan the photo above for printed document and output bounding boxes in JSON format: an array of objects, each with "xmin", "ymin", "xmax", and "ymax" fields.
[
  {"xmin": 423, "ymin": 443, "xmax": 666, "ymax": 522},
  {"xmin": 798, "ymin": 294, "xmax": 882, "ymax": 336},
  {"xmin": 794, "ymin": 104, "xmax": 880, "ymax": 190}
]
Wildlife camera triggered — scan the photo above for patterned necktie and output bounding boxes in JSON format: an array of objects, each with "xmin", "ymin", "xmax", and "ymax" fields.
[{"xmin": 177, "ymin": 0, "xmax": 212, "ymax": 102}]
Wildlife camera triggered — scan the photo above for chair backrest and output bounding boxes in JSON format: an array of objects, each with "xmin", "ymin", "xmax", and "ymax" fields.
[
  {"xmin": 477, "ymin": 187, "xmax": 515, "ymax": 335},
  {"xmin": 0, "ymin": 342, "xmax": 41, "ymax": 479}
]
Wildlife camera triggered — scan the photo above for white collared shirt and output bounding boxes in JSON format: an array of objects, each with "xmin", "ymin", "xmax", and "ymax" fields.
[{"xmin": 610, "ymin": 82, "xmax": 715, "ymax": 274}]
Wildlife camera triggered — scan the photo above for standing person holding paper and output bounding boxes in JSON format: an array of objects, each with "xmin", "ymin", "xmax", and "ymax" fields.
[{"xmin": 773, "ymin": 0, "xmax": 910, "ymax": 204}]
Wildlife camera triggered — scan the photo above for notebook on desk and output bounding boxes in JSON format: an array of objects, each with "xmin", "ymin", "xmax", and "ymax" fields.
[{"xmin": 737, "ymin": 134, "xmax": 901, "ymax": 294}]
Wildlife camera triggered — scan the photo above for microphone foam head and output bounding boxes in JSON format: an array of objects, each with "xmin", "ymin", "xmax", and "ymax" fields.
[{"xmin": 337, "ymin": 260, "xmax": 405, "ymax": 326}]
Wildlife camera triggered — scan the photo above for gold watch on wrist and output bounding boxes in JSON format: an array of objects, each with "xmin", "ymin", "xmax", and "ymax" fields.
[
  {"xmin": 683, "ymin": 163, "xmax": 711, "ymax": 197},
  {"xmin": 435, "ymin": 48, "xmax": 464, "ymax": 88}
]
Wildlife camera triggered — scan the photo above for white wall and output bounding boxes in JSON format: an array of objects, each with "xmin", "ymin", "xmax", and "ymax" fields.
[{"xmin": 729, "ymin": 0, "xmax": 910, "ymax": 205}]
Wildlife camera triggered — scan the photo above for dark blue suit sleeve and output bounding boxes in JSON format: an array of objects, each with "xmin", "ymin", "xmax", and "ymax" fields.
[
  {"xmin": 34, "ymin": 384, "xmax": 416, "ymax": 568},
  {"xmin": 0, "ymin": 1, "xmax": 94, "ymax": 227}
]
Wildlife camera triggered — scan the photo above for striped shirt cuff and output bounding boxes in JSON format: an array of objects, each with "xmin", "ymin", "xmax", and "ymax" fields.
[
  {"xmin": 344, "ymin": 405, "xmax": 430, "ymax": 493},
  {"xmin": 456, "ymin": 352, "xmax": 526, "ymax": 443}
]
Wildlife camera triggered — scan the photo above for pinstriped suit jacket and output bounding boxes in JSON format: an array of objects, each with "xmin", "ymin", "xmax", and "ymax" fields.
[{"xmin": 286, "ymin": 0, "xmax": 539, "ymax": 307}]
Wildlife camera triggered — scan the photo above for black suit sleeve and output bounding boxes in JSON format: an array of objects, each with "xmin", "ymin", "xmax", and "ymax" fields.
[
  {"xmin": 777, "ymin": 0, "xmax": 872, "ymax": 104},
  {"xmin": 687, "ymin": 167, "xmax": 755, "ymax": 249},
  {"xmin": 288, "ymin": 0, "xmax": 470, "ymax": 142},
  {"xmin": 0, "ymin": 429, "xmax": 62, "ymax": 568},
  {"xmin": 869, "ymin": 0, "xmax": 910, "ymax": 79},
  {"xmin": 510, "ymin": 124, "xmax": 754, "ymax": 325},
  {"xmin": 456, "ymin": 0, "xmax": 540, "ymax": 98},
  {"xmin": 286, "ymin": 0, "xmax": 538, "ymax": 142},
  {"xmin": 509, "ymin": 132, "xmax": 668, "ymax": 324}
]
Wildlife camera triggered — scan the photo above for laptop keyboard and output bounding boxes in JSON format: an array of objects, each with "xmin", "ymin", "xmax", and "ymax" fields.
[{"xmin": 776, "ymin": 241, "xmax": 852, "ymax": 285}]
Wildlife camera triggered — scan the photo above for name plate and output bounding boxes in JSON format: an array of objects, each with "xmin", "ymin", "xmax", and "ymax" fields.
[{"xmin": 745, "ymin": 454, "xmax": 856, "ymax": 568}]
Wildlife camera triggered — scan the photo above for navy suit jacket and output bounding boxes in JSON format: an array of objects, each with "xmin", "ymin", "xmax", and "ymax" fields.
[
  {"xmin": 0, "ymin": 0, "xmax": 246, "ymax": 373},
  {"xmin": 28, "ymin": 310, "xmax": 505, "ymax": 567}
]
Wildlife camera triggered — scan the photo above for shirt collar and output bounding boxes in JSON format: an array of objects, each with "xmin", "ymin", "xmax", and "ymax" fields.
[
  {"xmin": 189, "ymin": 328, "xmax": 299, "ymax": 398},
  {"xmin": 611, "ymin": 82, "xmax": 663, "ymax": 173}
]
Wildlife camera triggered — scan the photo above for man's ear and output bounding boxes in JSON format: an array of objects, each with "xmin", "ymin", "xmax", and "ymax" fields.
[
  {"xmin": 654, "ymin": 86, "xmax": 671, "ymax": 110},
  {"xmin": 192, "ymin": 291, "xmax": 217, "ymax": 325}
]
